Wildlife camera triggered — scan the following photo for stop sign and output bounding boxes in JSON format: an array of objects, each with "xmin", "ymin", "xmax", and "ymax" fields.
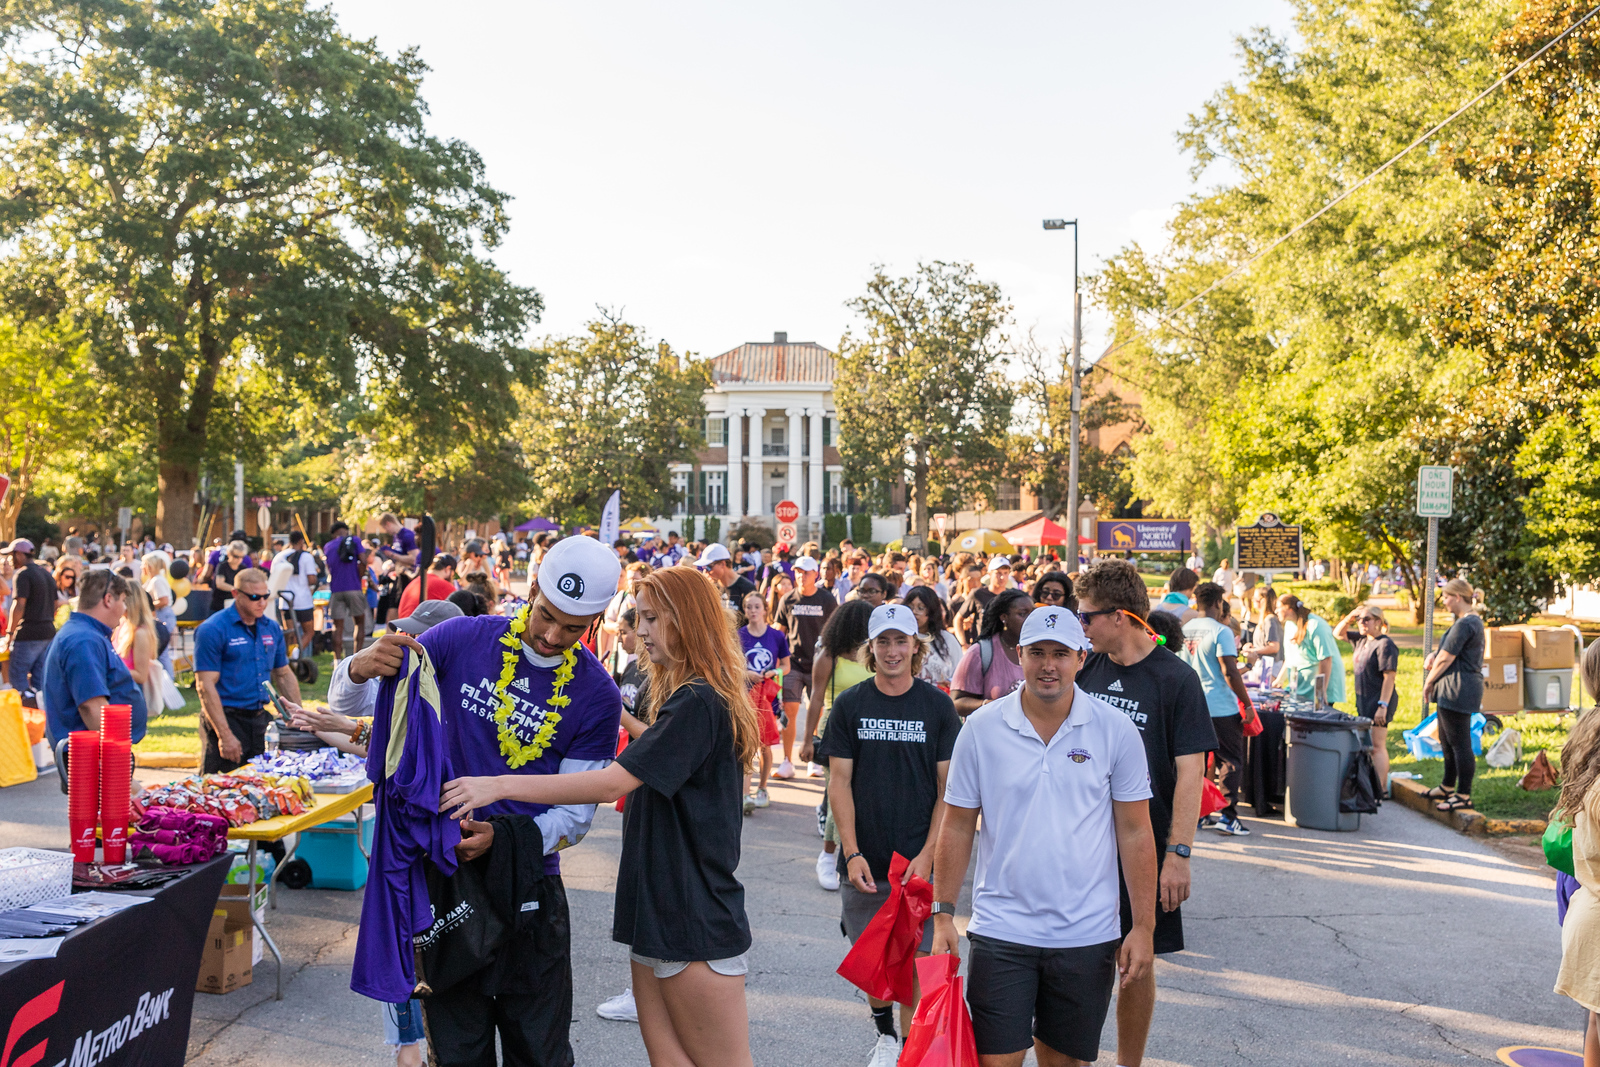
[{"xmin": 775, "ymin": 500, "xmax": 800, "ymax": 525}]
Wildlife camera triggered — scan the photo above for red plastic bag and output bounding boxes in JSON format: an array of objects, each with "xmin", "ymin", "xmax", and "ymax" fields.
[
  {"xmin": 835, "ymin": 852, "xmax": 933, "ymax": 1004},
  {"xmin": 1239, "ymin": 697, "xmax": 1264, "ymax": 738},
  {"xmin": 901, "ymin": 953, "xmax": 979, "ymax": 1067},
  {"xmin": 1199, "ymin": 776, "xmax": 1227, "ymax": 819}
]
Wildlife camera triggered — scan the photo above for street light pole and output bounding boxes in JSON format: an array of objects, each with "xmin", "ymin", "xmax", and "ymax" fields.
[{"xmin": 1043, "ymin": 219, "xmax": 1080, "ymax": 561}]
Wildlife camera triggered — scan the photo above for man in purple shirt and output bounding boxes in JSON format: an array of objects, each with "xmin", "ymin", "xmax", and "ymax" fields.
[
  {"xmin": 323, "ymin": 520, "xmax": 370, "ymax": 660},
  {"xmin": 348, "ymin": 534, "xmax": 623, "ymax": 1066}
]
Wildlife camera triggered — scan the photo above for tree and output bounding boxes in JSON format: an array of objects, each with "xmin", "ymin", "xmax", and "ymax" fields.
[
  {"xmin": 0, "ymin": 316, "xmax": 101, "ymax": 541},
  {"xmin": 834, "ymin": 262, "xmax": 1014, "ymax": 546},
  {"xmin": 0, "ymin": 0, "xmax": 541, "ymax": 545},
  {"xmin": 515, "ymin": 314, "xmax": 709, "ymax": 526}
]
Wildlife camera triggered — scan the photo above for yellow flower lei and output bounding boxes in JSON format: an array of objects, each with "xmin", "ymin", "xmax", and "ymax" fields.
[{"xmin": 494, "ymin": 603, "xmax": 575, "ymax": 769}]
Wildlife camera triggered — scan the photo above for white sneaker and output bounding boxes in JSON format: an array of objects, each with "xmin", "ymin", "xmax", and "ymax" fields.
[
  {"xmin": 775, "ymin": 760, "xmax": 796, "ymax": 779},
  {"xmin": 807, "ymin": 762, "xmax": 825, "ymax": 778},
  {"xmin": 752, "ymin": 789, "xmax": 770, "ymax": 808},
  {"xmin": 816, "ymin": 849, "xmax": 840, "ymax": 891},
  {"xmin": 743, "ymin": 794, "xmax": 756, "ymax": 816},
  {"xmin": 867, "ymin": 1033, "xmax": 899, "ymax": 1067},
  {"xmin": 596, "ymin": 988, "xmax": 637, "ymax": 1022}
]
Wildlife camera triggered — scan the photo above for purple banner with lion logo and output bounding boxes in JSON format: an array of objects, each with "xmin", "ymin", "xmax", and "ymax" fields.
[{"xmin": 1096, "ymin": 520, "xmax": 1191, "ymax": 553}]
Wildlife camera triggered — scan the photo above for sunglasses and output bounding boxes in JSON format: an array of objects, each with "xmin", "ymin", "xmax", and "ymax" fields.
[
  {"xmin": 1076, "ymin": 607, "xmax": 1117, "ymax": 624},
  {"xmin": 238, "ymin": 590, "xmax": 270, "ymax": 602},
  {"xmin": 1038, "ymin": 588, "xmax": 1068, "ymax": 602}
]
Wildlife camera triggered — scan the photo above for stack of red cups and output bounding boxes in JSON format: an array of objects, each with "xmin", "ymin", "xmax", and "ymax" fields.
[
  {"xmin": 99, "ymin": 705, "xmax": 133, "ymax": 864},
  {"xmin": 68, "ymin": 731, "xmax": 102, "ymax": 862}
]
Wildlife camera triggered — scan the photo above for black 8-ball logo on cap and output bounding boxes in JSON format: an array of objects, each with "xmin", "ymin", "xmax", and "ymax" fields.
[{"xmin": 557, "ymin": 572, "xmax": 585, "ymax": 599}]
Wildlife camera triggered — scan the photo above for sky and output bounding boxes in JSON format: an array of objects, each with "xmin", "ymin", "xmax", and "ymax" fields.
[{"xmin": 325, "ymin": 1, "xmax": 1294, "ymax": 364}]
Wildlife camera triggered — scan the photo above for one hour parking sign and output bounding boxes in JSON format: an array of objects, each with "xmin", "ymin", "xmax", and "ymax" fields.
[{"xmin": 1417, "ymin": 466, "xmax": 1453, "ymax": 518}]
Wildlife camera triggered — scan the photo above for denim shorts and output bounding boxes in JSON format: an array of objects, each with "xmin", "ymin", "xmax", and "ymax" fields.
[
  {"xmin": 628, "ymin": 950, "xmax": 749, "ymax": 980},
  {"xmin": 383, "ymin": 998, "xmax": 425, "ymax": 1046}
]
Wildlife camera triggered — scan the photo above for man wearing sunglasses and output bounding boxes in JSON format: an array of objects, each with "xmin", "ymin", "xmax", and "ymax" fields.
[
  {"xmin": 194, "ymin": 567, "xmax": 304, "ymax": 773},
  {"xmin": 1072, "ymin": 559, "xmax": 1216, "ymax": 1067}
]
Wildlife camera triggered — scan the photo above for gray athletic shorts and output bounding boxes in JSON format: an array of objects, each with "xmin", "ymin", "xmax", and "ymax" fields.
[
  {"xmin": 781, "ymin": 668, "xmax": 810, "ymax": 705},
  {"xmin": 329, "ymin": 589, "xmax": 369, "ymax": 621},
  {"xmin": 842, "ymin": 880, "xmax": 935, "ymax": 951},
  {"xmin": 628, "ymin": 950, "xmax": 749, "ymax": 980}
]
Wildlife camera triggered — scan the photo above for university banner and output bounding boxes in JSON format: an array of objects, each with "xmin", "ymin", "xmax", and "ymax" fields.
[{"xmin": 1096, "ymin": 520, "xmax": 1192, "ymax": 553}]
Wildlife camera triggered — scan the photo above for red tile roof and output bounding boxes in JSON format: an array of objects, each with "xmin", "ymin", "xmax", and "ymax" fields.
[{"xmin": 711, "ymin": 342, "xmax": 836, "ymax": 384}]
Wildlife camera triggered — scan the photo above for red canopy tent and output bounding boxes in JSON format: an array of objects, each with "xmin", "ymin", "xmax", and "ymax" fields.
[{"xmin": 1005, "ymin": 516, "xmax": 1072, "ymax": 547}]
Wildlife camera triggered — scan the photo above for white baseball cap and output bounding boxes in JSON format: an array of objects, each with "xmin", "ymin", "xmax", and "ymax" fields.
[
  {"xmin": 792, "ymin": 555, "xmax": 819, "ymax": 573},
  {"xmin": 696, "ymin": 543, "xmax": 732, "ymax": 568},
  {"xmin": 986, "ymin": 555, "xmax": 1013, "ymax": 573},
  {"xmin": 868, "ymin": 603, "xmax": 919, "ymax": 640},
  {"xmin": 1018, "ymin": 606, "xmax": 1090, "ymax": 651},
  {"xmin": 537, "ymin": 535, "xmax": 622, "ymax": 615}
]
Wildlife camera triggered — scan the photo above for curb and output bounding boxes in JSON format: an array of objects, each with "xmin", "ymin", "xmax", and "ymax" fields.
[
  {"xmin": 1390, "ymin": 778, "xmax": 1547, "ymax": 836},
  {"xmin": 135, "ymin": 751, "xmax": 199, "ymax": 769}
]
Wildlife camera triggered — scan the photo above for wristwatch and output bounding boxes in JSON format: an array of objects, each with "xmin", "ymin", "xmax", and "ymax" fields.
[
  {"xmin": 1166, "ymin": 844, "xmax": 1192, "ymax": 859},
  {"xmin": 931, "ymin": 902, "xmax": 958, "ymax": 916}
]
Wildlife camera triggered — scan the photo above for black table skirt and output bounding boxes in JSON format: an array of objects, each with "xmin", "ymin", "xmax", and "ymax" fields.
[
  {"xmin": 0, "ymin": 854, "xmax": 231, "ymax": 1067},
  {"xmin": 1242, "ymin": 707, "xmax": 1288, "ymax": 816}
]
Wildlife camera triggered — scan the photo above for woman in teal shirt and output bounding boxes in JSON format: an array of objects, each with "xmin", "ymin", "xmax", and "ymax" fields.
[{"xmin": 1273, "ymin": 594, "xmax": 1345, "ymax": 705}]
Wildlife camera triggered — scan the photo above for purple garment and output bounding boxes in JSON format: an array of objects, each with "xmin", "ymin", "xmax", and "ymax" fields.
[
  {"xmin": 352, "ymin": 646, "xmax": 463, "ymax": 1004},
  {"xmin": 1559, "ymin": 871, "xmax": 1581, "ymax": 925},
  {"xmin": 738, "ymin": 625, "xmax": 791, "ymax": 675},
  {"xmin": 323, "ymin": 535, "xmax": 364, "ymax": 593},
  {"xmin": 416, "ymin": 616, "xmax": 622, "ymax": 874},
  {"xmin": 386, "ymin": 526, "xmax": 418, "ymax": 561}
]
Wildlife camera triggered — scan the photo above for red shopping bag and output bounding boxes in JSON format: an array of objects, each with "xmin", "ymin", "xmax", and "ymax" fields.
[
  {"xmin": 1199, "ymin": 775, "xmax": 1228, "ymax": 819},
  {"xmin": 835, "ymin": 852, "xmax": 933, "ymax": 1004},
  {"xmin": 1239, "ymin": 697, "xmax": 1264, "ymax": 738},
  {"xmin": 901, "ymin": 953, "xmax": 979, "ymax": 1067}
]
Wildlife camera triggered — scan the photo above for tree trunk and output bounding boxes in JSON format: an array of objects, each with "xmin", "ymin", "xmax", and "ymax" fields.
[
  {"xmin": 912, "ymin": 457, "xmax": 930, "ymax": 550},
  {"xmin": 0, "ymin": 488, "xmax": 20, "ymax": 544},
  {"xmin": 157, "ymin": 461, "xmax": 199, "ymax": 548}
]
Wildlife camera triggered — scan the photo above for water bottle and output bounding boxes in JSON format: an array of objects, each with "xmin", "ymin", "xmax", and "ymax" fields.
[{"xmin": 265, "ymin": 719, "xmax": 280, "ymax": 753}]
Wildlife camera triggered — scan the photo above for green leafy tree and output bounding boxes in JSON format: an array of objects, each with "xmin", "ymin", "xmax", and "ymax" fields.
[
  {"xmin": 0, "ymin": 0, "xmax": 541, "ymax": 545},
  {"xmin": 0, "ymin": 316, "xmax": 103, "ymax": 541},
  {"xmin": 834, "ymin": 262, "xmax": 1014, "ymax": 545},
  {"xmin": 515, "ymin": 314, "xmax": 708, "ymax": 526}
]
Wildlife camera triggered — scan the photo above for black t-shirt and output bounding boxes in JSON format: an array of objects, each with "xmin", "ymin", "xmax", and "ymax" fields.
[
  {"xmin": 819, "ymin": 677, "xmax": 961, "ymax": 882},
  {"xmin": 614, "ymin": 680, "xmax": 750, "ymax": 961},
  {"xmin": 13, "ymin": 562, "xmax": 57, "ymax": 642},
  {"xmin": 720, "ymin": 576, "xmax": 758, "ymax": 627},
  {"xmin": 1078, "ymin": 646, "xmax": 1216, "ymax": 849},
  {"xmin": 774, "ymin": 588, "xmax": 838, "ymax": 674},
  {"xmin": 1437, "ymin": 613, "xmax": 1486, "ymax": 712},
  {"xmin": 1351, "ymin": 634, "xmax": 1399, "ymax": 702},
  {"xmin": 615, "ymin": 658, "xmax": 647, "ymax": 714},
  {"xmin": 211, "ymin": 558, "xmax": 245, "ymax": 611},
  {"xmin": 953, "ymin": 588, "xmax": 995, "ymax": 646}
]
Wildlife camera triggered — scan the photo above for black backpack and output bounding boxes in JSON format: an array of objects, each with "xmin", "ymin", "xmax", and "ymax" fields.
[{"xmin": 338, "ymin": 535, "xmax": 358, "ymax": 564}]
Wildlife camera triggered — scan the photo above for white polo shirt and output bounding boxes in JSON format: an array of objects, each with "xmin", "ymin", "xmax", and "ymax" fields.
[{"xmin": 944, "ymin": 685, "xmax": 1152, "ymax": 948}]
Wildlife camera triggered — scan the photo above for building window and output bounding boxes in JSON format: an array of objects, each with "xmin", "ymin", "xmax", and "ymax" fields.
[
  {"xmin": 672, "ymin": 471, "xmax": 690, "ymax": 512},
  {"xmin": 823, "ymin": 416, "xmax": 835, "ymax": 447},
  {"xmin": 996, "ymin": 481, "xmax": 1020, "ymax": 511},
  {"xmin": 763, "ymin": 424, "xmax": 787, "ymax": 457},
  {"xmin": 700, "ymin": 471, "xmax": 725, "ymax": 512},
  {"xmin": 704, "ymin": 417, "xmax": 726, "ymax": 446}
]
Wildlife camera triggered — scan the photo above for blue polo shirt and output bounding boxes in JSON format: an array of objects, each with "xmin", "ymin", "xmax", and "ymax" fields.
[
  {"xmin": 194, "ymin": 603, "xmax": 289, "ymax": 708},
  {"xmin": 42, "ymin": 612, "xmax": 149, "ymax": 743}
]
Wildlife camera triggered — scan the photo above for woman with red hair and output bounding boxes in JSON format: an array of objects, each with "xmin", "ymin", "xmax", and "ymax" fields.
[{"xmin": 442, "ymin": 565, "xmax": 761, "ymax": 1067}]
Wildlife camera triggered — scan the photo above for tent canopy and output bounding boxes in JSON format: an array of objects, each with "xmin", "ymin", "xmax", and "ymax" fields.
[
  {"xmin": 1005, "ymin": 516, "xmax": 1071, "ymax": 547},
  {"xmin": 514, "ymin": 517, "xmax": 561, "ymax": 532},
  {"xmin": 620, "ymin": 518, "xmax": 659, "ymax": 535}
]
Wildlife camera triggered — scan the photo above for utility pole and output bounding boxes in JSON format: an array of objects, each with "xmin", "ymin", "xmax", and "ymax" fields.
[{"xmin": 1044, "ymin": 219, "xmax": 1080, "ymax": 561}]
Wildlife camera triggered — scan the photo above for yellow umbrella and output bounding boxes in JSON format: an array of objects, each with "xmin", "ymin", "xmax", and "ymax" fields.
[
  {"xmin": 620, "ymin": 517, "xmax": 659, "ymax": 535},
  {"xmin": 952, "ymin": 528, "xmax": 1014, "ymax": 555}
]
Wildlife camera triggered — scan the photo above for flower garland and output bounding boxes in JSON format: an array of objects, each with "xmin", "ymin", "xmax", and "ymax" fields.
[{"xmin": 493, "ymin": 603, "xmax": 575, "ymax": 769}]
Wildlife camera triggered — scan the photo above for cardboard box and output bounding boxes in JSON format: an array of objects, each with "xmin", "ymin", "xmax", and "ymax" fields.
[
  {"xmin": 1481, "ymin": 657, "xmax": 1522, "ymax": 713},
  {"xmin": 1487, "ymin": 628, "xmax": 1525, "ymax": 661},
  {"xmin": 1508, "ymin": 626, "xmax": 1576, "ymax": 670},
  {"xmin": 196, "ymin": 908, "xmax": 253, "ymax": 995},
  {"xmin": 218, "ymin": 881, "xmax": 267, "ymax": 966}
]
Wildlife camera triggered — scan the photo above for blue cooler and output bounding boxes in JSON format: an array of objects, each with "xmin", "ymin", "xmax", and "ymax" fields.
[{"xmin": 296, "ymin": 811, "xmax": 374, "ymax": 890}]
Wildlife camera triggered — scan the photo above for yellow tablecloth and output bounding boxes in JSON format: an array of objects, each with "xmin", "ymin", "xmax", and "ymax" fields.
[{"xmin": 227, "ymin": 782, "xmax": 374, "ymax": 842}]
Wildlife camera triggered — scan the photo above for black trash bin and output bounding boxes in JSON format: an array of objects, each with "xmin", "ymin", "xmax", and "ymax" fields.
[{"xmin": 1285, "ymin": 710, "xmax": 1374, "ymax": 832}]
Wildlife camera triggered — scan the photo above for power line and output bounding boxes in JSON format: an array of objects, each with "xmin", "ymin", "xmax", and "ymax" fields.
[{"xmin": 1093, "ymin": 2, "xmax": 1600, "ymax": 367}]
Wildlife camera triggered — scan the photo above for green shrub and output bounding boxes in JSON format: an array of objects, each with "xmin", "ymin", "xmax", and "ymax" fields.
[
  {"xmin": 1297, "ymin": 590, "xmax": 1355, "ymax": 620},
  {"xmin": 702, "ymin": 515, "xmax": 720, "ymax": 545},
  {"xmin": 851, "ymin": 513, "xmax": 873, "ymax": 544},
  {"xmin": 823, "ymin": 513, "xmax": 848, "ymax": 547}
]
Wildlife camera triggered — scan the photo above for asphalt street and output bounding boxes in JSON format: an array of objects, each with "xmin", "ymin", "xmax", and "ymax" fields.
[{"xmin": 0, "ymin": 766, "xmax": 1581, "ymax": 1065}]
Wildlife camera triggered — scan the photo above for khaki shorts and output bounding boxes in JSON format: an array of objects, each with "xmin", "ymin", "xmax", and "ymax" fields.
[
  {"xmin": 629, "ymin": 951, "xmax": 749, "ymax": 980},
  {"xmin": 329, "ymin": 590, "xmax": 369, "ymax": 621}
]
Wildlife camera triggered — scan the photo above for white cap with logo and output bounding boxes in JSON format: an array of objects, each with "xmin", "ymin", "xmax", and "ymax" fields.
[
  {"xmin": 537, "ymin": 536, "xmax": 623, "ymax": 616},
  {"xmin": 868, "ymin": 603, "xmax": 919, "ymax": 641},
  {"xmin": 986, "ymin": 555, "xmax": 1013, "ymax": 573},
  {"xmin": 696, "ymin": 543, "xmax": 732, "ymax": 568},
  {"xmin": 1018, "ymin": 606, "xmax": 1091, "ymax": 651},
  {"xmin": 792, "ymin": 555, "xmax": 819, "ymax": 573}
]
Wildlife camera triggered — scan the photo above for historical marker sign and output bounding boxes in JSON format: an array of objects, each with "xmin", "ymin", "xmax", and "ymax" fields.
[
  {"xmin": 1416, "ymin": 466, "xmax": 1453, "ymax": 518},
  {"xmin": 1235, "ymin": 513, "xmax": 1303, "ymax": 573}
]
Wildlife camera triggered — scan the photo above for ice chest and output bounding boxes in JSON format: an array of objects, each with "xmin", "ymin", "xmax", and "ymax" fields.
[
  {"xmin": 1525, "ymin": 667, "xmax": 1573, "ymax": 711},
  {"xmin": 298, "ymin": 811, "xmax": 374, "ymax": 890}
]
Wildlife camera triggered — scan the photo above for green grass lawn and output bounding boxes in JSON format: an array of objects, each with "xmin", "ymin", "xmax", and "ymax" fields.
[{"xmin": 135, "ymin": 651, "xmax": 337, "ymax": 757}]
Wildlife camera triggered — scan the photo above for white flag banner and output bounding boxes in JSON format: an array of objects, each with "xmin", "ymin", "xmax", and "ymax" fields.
[{"xmin": 599, "ymin": 491, "xmax": 620, "ymax": 546}]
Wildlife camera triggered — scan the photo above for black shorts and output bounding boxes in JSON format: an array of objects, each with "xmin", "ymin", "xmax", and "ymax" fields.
[
  {"xmin": 1119, "ymin": 858, "xmax": 1184, "ymax": 954},
  {"xmin": 966, "ymin": 933, "xmax": 1117, "ymax": 1061},
  {"xmin": 292, "ymin": 607, "xmax": 315, "ymax": 623}
]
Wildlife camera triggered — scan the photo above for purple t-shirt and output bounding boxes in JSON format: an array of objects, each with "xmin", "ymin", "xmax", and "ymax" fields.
[
  {"xmin": 418, "ymin": 615, "xmax": 623, "ymax": 874},
  {"xmin": 385, "ymin": 526, "xmax": 418, "ymax": 563},
  {"xmin": 738, "ymin": 625, "xmax": 791, "ymax": 675},
  {"xmin": 323, "ymin": 535, "xmax": 364, "ymax": 593}
]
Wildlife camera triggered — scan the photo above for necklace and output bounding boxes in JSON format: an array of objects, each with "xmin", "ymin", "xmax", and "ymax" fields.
[{"xmin": 493, "ymin": 603, "xmax": 575, "ymax": 769}]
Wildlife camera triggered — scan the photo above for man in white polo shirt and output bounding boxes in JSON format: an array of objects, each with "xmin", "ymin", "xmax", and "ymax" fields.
[{"xmin": 931, "ymin": 607, "xmax": 1157, "ymax": 1067}]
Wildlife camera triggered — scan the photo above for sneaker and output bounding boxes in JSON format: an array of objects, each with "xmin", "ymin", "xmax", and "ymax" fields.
[
  {"xmin": 1198, "ymin": 814, "xmax": 1220, "ymax": 831},
  {"xmin": 775, "ymin": 760, "xmax": 796, "ymax": 779},
  {"xmin": 752, "ymin": 789, "xmax": 770, "ymax": 808},
  {"xmin": 1213, "ymin": 815, "xmax": 1251, "ymax": 836},
  {"xmin": 596, "ymin": 988, "xmax": 638, "ymax": 1023},
  {"xmin": 867, "ymin": 1033, "xmax": 899, "ymax": 1067},
  {"xmin": 743, "ymin": 794, "xmax": 756, "ymax": 816},
  {"xmin": 816, "ymin": 849, "xmax": 840, "ymax": 891},
  {"xmin": 816, "ymin": 802, "xmax": 827, "ymax": 838},
  {"xmin": 807, "ymin": 762, "xmax": 825, "ymax": 778}
]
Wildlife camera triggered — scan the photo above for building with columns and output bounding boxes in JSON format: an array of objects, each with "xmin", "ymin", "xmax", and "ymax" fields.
[{"xmin": 667, "ymin": 332, "xmax": 903, "ymax": 543}]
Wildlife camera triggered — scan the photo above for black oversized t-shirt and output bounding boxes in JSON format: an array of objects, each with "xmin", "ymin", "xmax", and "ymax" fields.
[
  {"xmin": 13, "ymin": 562, "xmax": 57, "ymax": 642},
  {"xmin": 1436, "ymin": 613, "xmax": 1485, "ymax": 712},
  {"xmin": 774, "ymin": 588, "xmax": 838, "ymax": 674},
  {"xmin": 1351, "ymin": 634, "xmax": 1400, "ymax": 702},
  {"xmin": 720, "ymin": 576, "xmax": 758, "ymax": 627},
  {"xmin": 819, "ymin": 677, "xmax": 961, "ymax": 882},
  {"xmin": 953, "ymin": 587, "xmax": 995, "ymax": 646},
  {"xmin": 1078, "ymin": 645, "xmax": 1216, "ymax": 849},
  {"xmin": 614, "ymin": 680, "xmax": 751, "ymax": 961}
]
